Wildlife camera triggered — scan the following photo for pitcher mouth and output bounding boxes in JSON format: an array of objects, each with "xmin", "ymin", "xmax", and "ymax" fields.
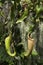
[{"xmin": 28, "ymin": 33, "xmax": 34, "ymax": 41}]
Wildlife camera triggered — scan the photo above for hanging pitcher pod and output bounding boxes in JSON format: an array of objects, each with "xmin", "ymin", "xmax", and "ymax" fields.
[
  {"xmin": 20, "ymin": 34, "xmax": 35, "ymax": 58},
  {"xmin": 5, "ymin": 34, "xmax": 16, "ymax": 57},
  {"xmin": 27, "ymin": 35, "xmax": 35, "ymax": 55}
]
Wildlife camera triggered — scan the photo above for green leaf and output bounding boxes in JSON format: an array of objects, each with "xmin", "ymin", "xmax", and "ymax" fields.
[
  {"xmin": 35, "ymin": 5, "xmax": 43, "ymax": 14},
  {"xmin": 16, "ymin": 16, "xmax": 27, "ymax": 23},
  {"xmin": 16, "ymin": 8, "xmax": 28, "ymax": 23}
]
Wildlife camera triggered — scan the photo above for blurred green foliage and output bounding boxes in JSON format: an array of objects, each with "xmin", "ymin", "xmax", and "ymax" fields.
[{"xmin": 0, "ymin": 0, "xmax": 43, "ymax": 65}]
